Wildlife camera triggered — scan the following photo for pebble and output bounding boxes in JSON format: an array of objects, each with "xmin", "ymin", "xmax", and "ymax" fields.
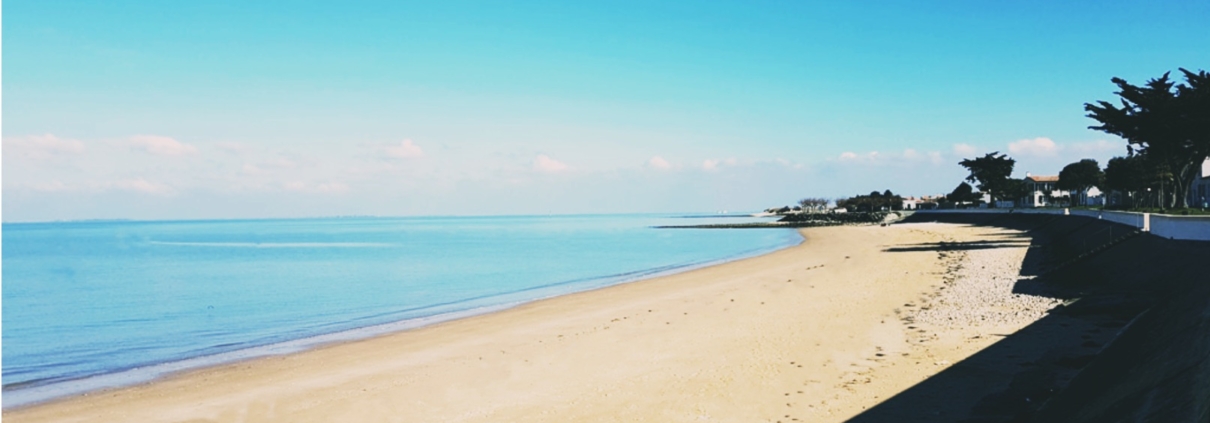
[{"xmin": 912, "ymin": 237, "xmax": 1063, "ymax": 330}]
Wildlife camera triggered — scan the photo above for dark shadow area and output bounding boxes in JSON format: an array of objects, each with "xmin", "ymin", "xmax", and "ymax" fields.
[
  {"xmin": 883, "ymin": 240, "xmax": 1032, "ymax": 253},
  {"xmin": 843, "ymin": 213, "xmax": 1210, "ymax": 422}
]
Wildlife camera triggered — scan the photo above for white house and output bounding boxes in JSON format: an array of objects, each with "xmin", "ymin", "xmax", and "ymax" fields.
[
  {"xmin": 1023, "ymin": 174, "xmax": 1062, "ymax": 207},
  {"xmin": 1019, "ymin": 173, "xmax": 1104, "ymax": 207},
  {"xmin": 1075, "ymin": 186, "xmax": 1104, "ymax": 206}
]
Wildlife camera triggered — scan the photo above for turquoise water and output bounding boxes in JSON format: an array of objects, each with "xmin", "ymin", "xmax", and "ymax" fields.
[{"xmin": 1, "ymin": 214, "xmax": 798, "ymax": 407}]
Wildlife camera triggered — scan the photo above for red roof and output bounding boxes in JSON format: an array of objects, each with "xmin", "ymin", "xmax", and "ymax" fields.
[{"xmin": 1027, "ymin": 175, "xmax": 1059, "ymax": 183}]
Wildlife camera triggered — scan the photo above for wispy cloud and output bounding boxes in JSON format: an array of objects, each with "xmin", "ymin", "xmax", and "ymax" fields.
[
  {"xmin": 3, "ymin": 134, "xmax": 86, "ymax": 159},
  {"xmin": 837, "ymin": 151, "xmax": 880, "ymax": 163},
  {"xmin": 280, "ymin": 181, "xmax": 351, "ymax": 194},
  {"xmin": 648, "ymin": 156, "xmax": 673, "ymax": 170},
  {"xmin": 1007, "ymin": 137, "xmax": 1058, "ymax": 157},
  {"xmin": 701, "ymin": 158, "xmax": 737, "ymax": 171},
  {"xmin": 129, "ymin": 135, "xmax": 198, "ymax": 156},
  {"xmin": 952, "ymin": 143, "xmax": 978, "ymax": 158},
  {"xmin": 315, "ymin": 182, "xmax": 350, "ymax": 194},
  {"xmin": 113, "ymin": 178, "xmax": 174, "ymax": 195},
  {"xmin": 533, "ymin": 154, "xmax": 569, "ymax": 173},
  {"xmin": 836, "ymin": 148, "xmax": 945, "ymax": 166},
  {"xmin": 241, "ymin": 164, "xmax": 268, "ymax": 175},
  {"xmin": 928, "ymin": 151, "xmax": 944, "ymax": 165},
  {"xmin": 383, "ymin": 139, "xmax": 425, "ymax": 159},
  {"xmin": 214, "ymin": 141, "xmax": 249, "ymax": 154},
  {"xmin": 1068, "ymin": 139, "xmax": 1123, "ymax": 156},
  {"xmin": 28, "ymin": 180, "xmax": 71, "ymax": 192}
]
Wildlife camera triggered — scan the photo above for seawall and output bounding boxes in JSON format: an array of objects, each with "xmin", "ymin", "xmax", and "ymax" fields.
[
  {"xmin": 916, "ymin": 208, "xmax": 1210, "ymax": 241},
  {"xmin": 895, "ymin": 211, "xmax": 1210, "ymax": 422}
]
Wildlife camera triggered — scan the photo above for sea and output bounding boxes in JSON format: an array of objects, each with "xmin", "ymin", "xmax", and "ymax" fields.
[{"xmin": 1, "ymin": 213, "xmax": 799, "ymax": 408}]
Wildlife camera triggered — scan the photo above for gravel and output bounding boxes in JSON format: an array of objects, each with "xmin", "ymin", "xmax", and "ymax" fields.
[{"xmin": 911, "ymin": 239, "xmax": 1064, "ymax": 329}]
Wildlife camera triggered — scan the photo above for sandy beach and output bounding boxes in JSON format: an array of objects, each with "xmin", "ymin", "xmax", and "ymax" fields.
[{"xmin": 5, "ymin": 223, "xmax": 1058, "ymax": 423}]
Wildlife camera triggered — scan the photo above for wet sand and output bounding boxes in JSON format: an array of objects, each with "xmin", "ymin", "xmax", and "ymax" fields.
[{"xmin": 5, "ymin": 223, "xmax": 1055, "ymax": 423}]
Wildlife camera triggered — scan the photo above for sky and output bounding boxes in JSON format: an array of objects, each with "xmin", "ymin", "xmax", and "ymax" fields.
[{"xmin": 4, "ymin": 1, "xmax": 1209, "ymax": 221}]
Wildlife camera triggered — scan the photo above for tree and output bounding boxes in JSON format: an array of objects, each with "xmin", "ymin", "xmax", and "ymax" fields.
[
  {"xmin": 958, "ymin": 152, "xmax": 1016, "ymax": 205},
  {"xmin": 1103, "ymin": 155, "xmax": 1167, "ymax": 208},
  {"xmin": 946, "ymin": 182, "xmax": 980, "ymax": 204},
  {"xmin": 1001, "ymin": 178, "xmax": 1029, "ymax": 206},
  {"xmin": 1057, "ymin": 159, "xmax": 1105, "ymax": 206},
  {"xmin": 1085, "ymin": 68, "xmax": 1210, "ymax": 208},
  {"xmin": 797, "ymin": 198, "xmax": 829, "ymax": 213},
  {"xmin": 836, "ymin": 190, "xmax": 904, "ymax": 212},
  {"xmin": 1103, "ymin": 156, "xmax": 1146, "ymax": 196}
]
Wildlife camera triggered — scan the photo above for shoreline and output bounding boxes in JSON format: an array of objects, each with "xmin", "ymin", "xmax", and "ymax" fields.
[
  {"xmin": 6, "ymin": 223, "xmax": 1053, "ymax": 422},
  {"xmin": 2, "ymin": 229, "xmax": 803, "ymax": 410}
]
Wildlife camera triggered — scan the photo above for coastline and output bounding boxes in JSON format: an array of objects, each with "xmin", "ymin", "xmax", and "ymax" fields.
[
  {"xmin": 5, "ymin": 223, "xmax": 1055, "ymax": 422},
  {"xmin": 2, "ymin": 225, "xmax": 801, "ymax": 410}
]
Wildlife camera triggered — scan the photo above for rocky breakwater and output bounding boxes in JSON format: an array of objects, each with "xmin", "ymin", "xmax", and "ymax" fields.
[{"xmin": 657, "ymin": 212, "xmax": 904, "ymax": 229}]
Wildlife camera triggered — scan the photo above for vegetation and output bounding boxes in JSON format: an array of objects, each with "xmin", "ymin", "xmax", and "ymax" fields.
[
  {"xmin": 1101, "ymin": 155, "xmax": 1158, "ymax": 208},
  {"xmin": 797, "ymin": 197, "xmax": 830, "ymax": 213},
  {"xmin": 1057, "ymin": 159, "xmax": 1105, "ymax": 206},
  {"xmin": 836, "ymin": 190, "xmax": 904, "ymax": 212},
  {"xmin": 945, "ymin": 182, "xmax": 981, "ymax": 204},
  {"xmin": 1085, "ymin": 68, "xmax": 1210, "ymax": 209},
  {"xmin": 957, "ymin": 152, "xmax": 1016, "ymax": 205}
]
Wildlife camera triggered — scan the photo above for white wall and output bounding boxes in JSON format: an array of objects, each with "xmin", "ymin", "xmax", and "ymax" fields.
[
  {"xmin": 1150, "ymin": 214, "xmax": 1210, "ymax": 241},
  {"xmin": 917, "ymin": 209, "xmax": 1210, "ymax": 241}
]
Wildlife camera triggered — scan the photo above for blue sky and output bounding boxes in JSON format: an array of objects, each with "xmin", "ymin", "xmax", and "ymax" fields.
[{"xmin": 4, "ymin": 1, "xmax": 1208, "ymax": 221}]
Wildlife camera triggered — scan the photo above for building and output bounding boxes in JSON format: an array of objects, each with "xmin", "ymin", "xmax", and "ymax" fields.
[
  {"xmin": 1022, "ymin": 174, "xmax": 1062, "ymax": 207},
  {"xmin": 1075, "ymin": 186, "xmax": 1104, "ymax": 206}
]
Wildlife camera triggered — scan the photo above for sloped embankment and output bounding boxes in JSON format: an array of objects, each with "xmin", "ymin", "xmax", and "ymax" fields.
[{"xmin": 897, "ymin": 212, "xmax": 1210, "ymax": 422}]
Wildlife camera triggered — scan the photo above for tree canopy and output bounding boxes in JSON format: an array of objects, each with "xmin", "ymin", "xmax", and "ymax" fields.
[
  {"xmin": 837, "ymin": 190, "xmax": 903, "ymax": 212},
  {"xmin": 1103, "ymin": 154, "xmax": 1170, "ymax": 208},
  {"xmin": 1057, "ymin": 159, "xmax": 1105, "ymax": 205},
  {"xmin": 946, "ymin": 182, "xmax": 980, "ymax": 203},
  {"xmin": 797, "ymin": 197, "xmax": 829, "ymax": 213},
  {"xmin": 958, "ymin": 152, "xmax": 1016, "ymax": 205},
  {"xmin": 1085, "ymin": 68, "xmax": 1210, "ymax": 208}
]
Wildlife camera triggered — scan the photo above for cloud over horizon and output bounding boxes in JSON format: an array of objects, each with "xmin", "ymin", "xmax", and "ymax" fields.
[
  {"xmin": 1007, "ymin": 137, "xmax": 1060, "ymax": 158},
  {"xmin": 129, "ymin": 135, "xmax": 198, "ymax": 156},
  {"xmin": 952, "ymin": 143, "xmax": 977, "ymax": 158},
  {"xmin": 383, "ymin": 139, "xmax": 426, "ymax": 159},
  {"xmin": 113, "ymin": 178, "xmax": 175, "ymax": 195},
  {"xmin": 533, "ymin": 154, "xmax": 570, "ymax": 173},
  {"xmin": 3, "ymin": 134, "xmax": 86, "ymax": 159},
  {"xmin": 647, "ymin": 156, "xmax": 672, "ymax": 170}
]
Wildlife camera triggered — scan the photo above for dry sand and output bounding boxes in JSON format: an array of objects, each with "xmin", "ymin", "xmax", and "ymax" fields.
[{"xmin": 5, "ymin": 223, "xmax": 1058, "ymax": 423}]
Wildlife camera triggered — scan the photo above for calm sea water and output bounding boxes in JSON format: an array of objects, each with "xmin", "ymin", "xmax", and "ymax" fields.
[{"xmin": 2, "ymin": 214, "xmax": 798, "ymax": 407}]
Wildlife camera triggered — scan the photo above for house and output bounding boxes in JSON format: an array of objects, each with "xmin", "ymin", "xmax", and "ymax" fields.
[
  {"xmin": 1075, "ymin": 186, "xmax": 1105, "ymax": 206},
  {"xmin": 1022, "ymin": 174, "xmax": 1062, "ymax": 207},
  {"xmin": 1017, "ymin": 173, "xmax": 1104, "ymax": 207},
  {"xmin": 1189, "ymin": 157, "xmax": 1210, "ymax": 209}
]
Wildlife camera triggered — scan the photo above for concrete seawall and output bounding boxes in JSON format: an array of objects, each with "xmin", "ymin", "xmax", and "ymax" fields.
[
  {"xmin": 888, "ymin": 212, "xmax": 1210, "ymax": 422},
  {"xmin": 916, "ymin": 208, "xmax": 1210, "ymax": 241}
]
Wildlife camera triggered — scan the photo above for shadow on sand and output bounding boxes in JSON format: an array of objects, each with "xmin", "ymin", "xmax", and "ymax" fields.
[
  {"xmin": 882, "ymin": 240, "xmax": 1033, "ymax": 253},
  {"xmin": 842, "ymin": 213, "xmax": 1210, "ymax": 422}
]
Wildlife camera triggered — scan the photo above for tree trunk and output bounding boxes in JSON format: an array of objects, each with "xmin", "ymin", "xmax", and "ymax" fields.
[{"xmin": 1176, "ymin": 160, "xmax": 1197, "ymax": 209}]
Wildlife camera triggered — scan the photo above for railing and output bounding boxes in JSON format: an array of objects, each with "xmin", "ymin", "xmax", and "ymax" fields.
[{"xmin": 917, "ymin": 208, "xmax": 1210, "ymax": 241}]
